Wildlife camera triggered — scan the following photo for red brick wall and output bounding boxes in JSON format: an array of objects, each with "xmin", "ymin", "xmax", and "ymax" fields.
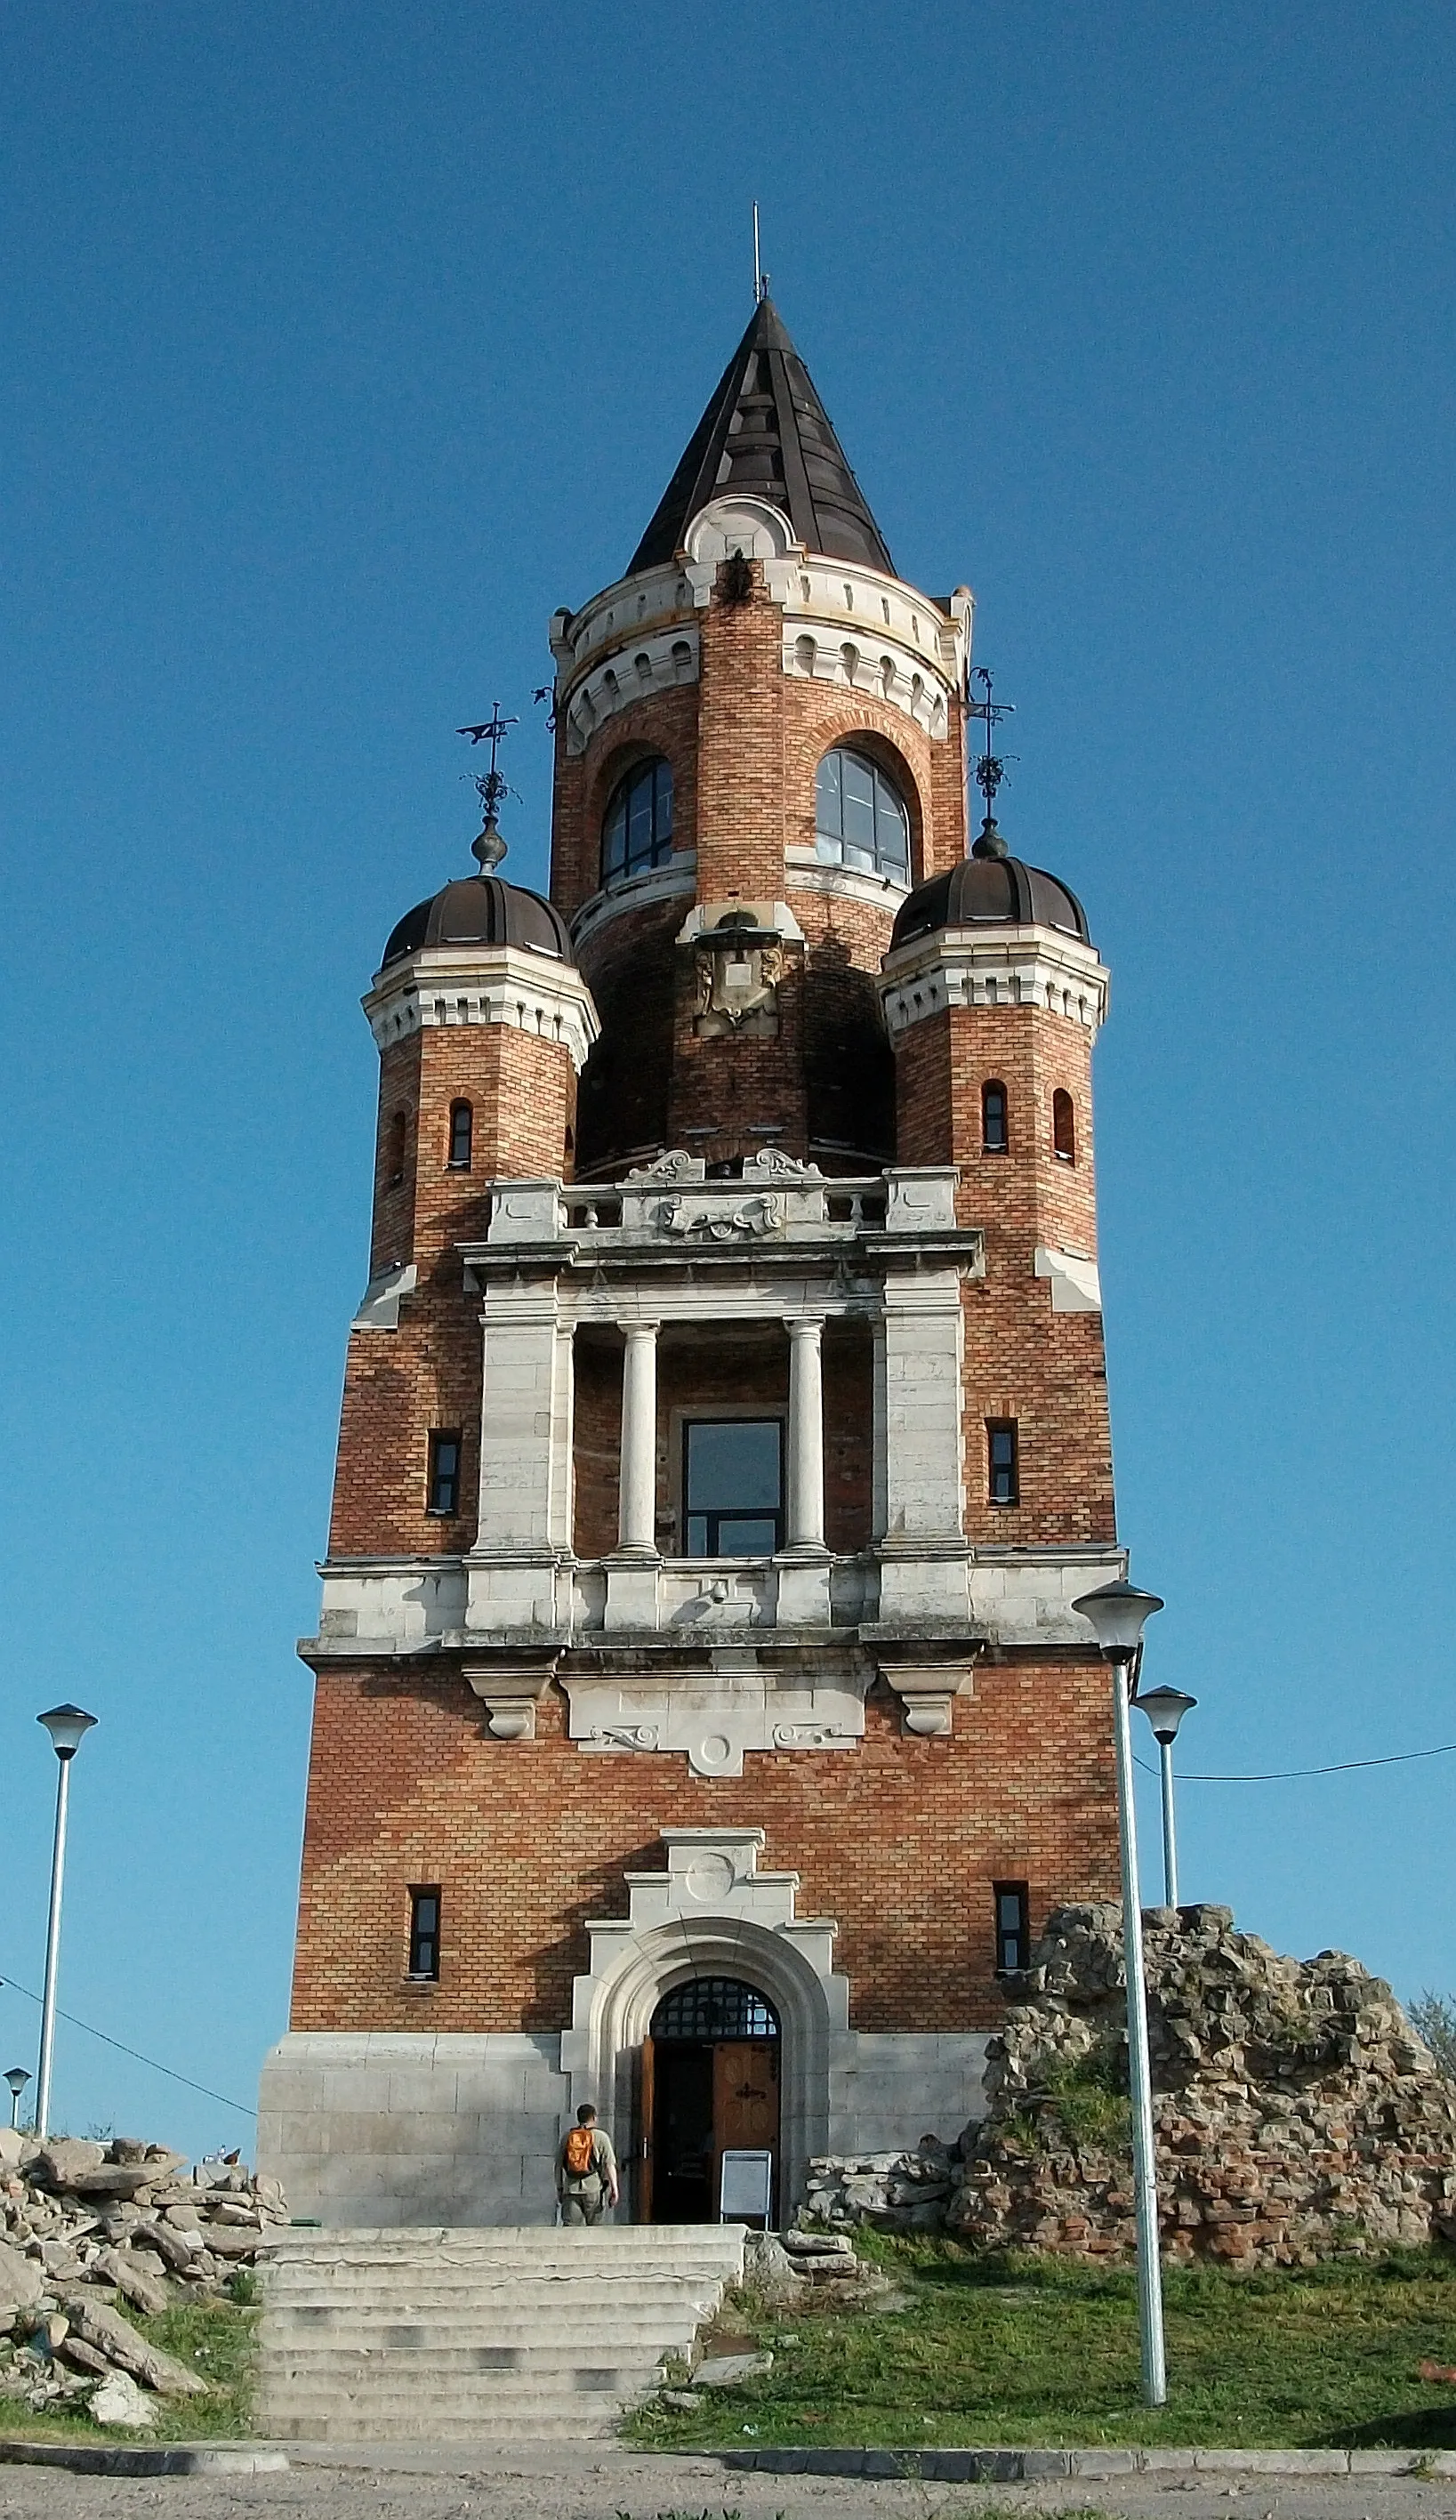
[
  {"xmin": 897, "ymin": 1002, "xmax": 1114, "ymax": 1546},
  {"xmin": 290, "ymin": 1661, "xmax": 1118, "ymax": 2037},
  {"xmin": 335, "ymin": 1025, "xmax": 577, "ymax": 1558}
]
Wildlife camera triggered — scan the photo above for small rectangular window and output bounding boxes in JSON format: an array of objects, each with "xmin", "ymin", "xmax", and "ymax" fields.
[
  {"xmin": 982, "ymin": 1081, "xmax": 1009, "ymax": 1154},
  {"xmin": 427, "ymin": 1430, "xmax": 462, "ymax": 1517},
  {"xmin": 987, "ymin": 1419, "xmax": 1019, "ymax": 1507},
  {"xmin": 684, "ymin": 1418, "xmax": 784, "ymax": 1557},
  {"xmin": 993, "ymin": 1881, "xmax": 1030, "ymax": 1976},
  {"xmin": 408, "ymin": 1887, "xmax": 440, "ymax": 1981}
]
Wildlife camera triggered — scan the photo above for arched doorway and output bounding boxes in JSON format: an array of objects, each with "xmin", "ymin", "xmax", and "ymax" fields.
[{"xmin": 641, "ymin": 1977, "xmax": 781, "ymax": 2223}]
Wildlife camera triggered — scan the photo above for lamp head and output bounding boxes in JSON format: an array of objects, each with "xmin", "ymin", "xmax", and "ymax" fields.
[
  {"xmin": 4, "ymin": 2070, "xmax": 29, "ymax": 2100},
  {"xmin": 37, "ymin": 1704, "xmax": 98, "ymax": 1760},
  {"xmin": 1072, "ymin": 1580, "xmax": 1165, "ymax": 1662},
  {"xmin": 1133, "ymin": 1684, "xmax": 1197, "ymax": 1745}
]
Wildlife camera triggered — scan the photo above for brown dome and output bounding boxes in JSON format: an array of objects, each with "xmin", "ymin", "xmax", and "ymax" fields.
[
  {"xmin": 891, "ymin": 852, "xmax": 1089, "ymax": 953},
  {"xmin": 382, "ymin": 874, "xmax": 573, "ymax": 969}
]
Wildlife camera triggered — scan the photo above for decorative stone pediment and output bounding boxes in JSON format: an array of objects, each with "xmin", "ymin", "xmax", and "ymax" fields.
[{"xmin": 562, "ymin": 1652, "xmax": 866, "ymax": 1777}]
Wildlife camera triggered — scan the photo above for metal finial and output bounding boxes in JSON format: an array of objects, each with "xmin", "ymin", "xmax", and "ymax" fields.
[
  {"xmin": 968, "ymin": 666, "xmax": 1018, "ymax": 856},
  {"xmin": 457, "ymin": 704, "xmax": 519, "ymax": 869},
  {"xmin": 752, "ymin": 202, "xmax": 769, "ymax": 305}
]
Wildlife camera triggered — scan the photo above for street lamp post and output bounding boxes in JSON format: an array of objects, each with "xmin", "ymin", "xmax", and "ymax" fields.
[
  {"xmin": 35, "ymin": 1705, "xmax": 98, "ymax": 2142},
  {"xmin": 1133, "ymin": 1686, "xmax": 1197, "ymax": 1910},
  {"xmin": 4, "ymin": 2070, "xmax": 31, "ymax": 2130},
  {"xmin": 1073, "ymin": 1580, "xmax": 1167, "ymax": 2409}
]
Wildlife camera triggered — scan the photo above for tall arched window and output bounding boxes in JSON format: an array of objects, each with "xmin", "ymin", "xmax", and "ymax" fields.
[
  {"xmin": 447, "ymin": 1100, "xmax": 473, "ymax": 1171},
  {"xmin": 602, "ymin": 756, "xmax": 673, "ymax": 883},
  {"xmin": 982, "ymin": 1081, "xmax": 1009, "ymax": 1155},
  {"xmin": 1052, "ymin": 1089, "xmax": 1076, "ymax": 1163},
  {"xmin": 815, "ymin": 746, "xmax": 910, "ymax": 878}
]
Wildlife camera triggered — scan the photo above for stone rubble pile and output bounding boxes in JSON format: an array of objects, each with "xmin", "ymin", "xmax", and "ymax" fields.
[
  {"xmin": 800, "ymin": 1904, "xmax": 1456, "ymax": 2270},
  {"xmin": 0, "ymin": 2130, "xmax": 287, "ymax": 2424}
]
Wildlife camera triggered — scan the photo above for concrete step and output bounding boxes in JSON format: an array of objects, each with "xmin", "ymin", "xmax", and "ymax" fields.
[
  {"xmin": 262, "ymin": 2316, "xmax": 701, "ymax": 2349},
  {"xmin": 257, "ymin": 2224, "xmax": 744, "ymax": 2442}
]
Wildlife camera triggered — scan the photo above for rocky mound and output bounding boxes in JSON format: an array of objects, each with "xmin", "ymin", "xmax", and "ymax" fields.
[
  {"xmin": 802, "ymin": 1904, "xmax": 1456, "ymax": 2269},
  {"xmin": 0, "ymin": 2130, "xmax": 287, "ymax": 2423}
]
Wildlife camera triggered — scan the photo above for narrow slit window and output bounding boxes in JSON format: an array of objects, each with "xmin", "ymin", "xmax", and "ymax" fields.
[
  {"xmin": 447, "ymin": 1101, "xmax": 473, "ymax": 1170},
  {"xmin": 993, "ymin": 1881, "xmax": 1030, "ymax": 1976},
  {"xmin": 1052, "ymin": 1089, "xmax": 1076, "ymax": 1163},
  {"xmin": 427, "ymin": 1429, "xmax": 462, "ymax": 1517},
  {"xmin": 384, "ymin": 1109, "xmax": 407, "ymax": 1188},
  {"xmin": 982, "ymin": 1081, "xmax": 1009, "ymax": 1154},
  {"xmin": 987, "ymin": 1419, "xmax": 1019, "ymax": 1507},
  {"xmin": 408, "ymin": 1887, "xmax": 440, "ymax": 1981}
]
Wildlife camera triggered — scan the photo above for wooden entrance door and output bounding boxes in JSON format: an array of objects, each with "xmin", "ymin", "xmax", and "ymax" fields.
[
  {"xmin": 712, "ymin": 2039, "xmax": 780, "ymax": 2221},
  {"xmin": 636, "ymin": 2035, "xmax": 656, "ymax": 2224}
]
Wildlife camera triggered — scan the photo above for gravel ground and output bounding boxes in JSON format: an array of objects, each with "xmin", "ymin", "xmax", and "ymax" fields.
[{"xmin": 1, "ymin": 2449, "xmax": 1455, "ymax": 2520}]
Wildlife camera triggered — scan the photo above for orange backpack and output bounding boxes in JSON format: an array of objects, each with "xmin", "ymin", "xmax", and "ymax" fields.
[{"xmin": 564, "ymin": 2124, "xmax": 596, "ymax": 2178}]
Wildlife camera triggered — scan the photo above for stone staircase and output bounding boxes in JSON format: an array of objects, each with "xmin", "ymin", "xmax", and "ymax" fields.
[{"xmin": 255, "ymin": 2225, "xmax": 747, "ymax": 2442}]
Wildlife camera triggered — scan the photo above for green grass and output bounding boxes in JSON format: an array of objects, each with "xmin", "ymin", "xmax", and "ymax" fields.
[
  {"xmin": 625, "ymin": 2238, "xmax": 1456, "ymax": 2453},
  {"xmin": 0, "ymin": 2289, "xmax": 258, "ymax": 2444}
]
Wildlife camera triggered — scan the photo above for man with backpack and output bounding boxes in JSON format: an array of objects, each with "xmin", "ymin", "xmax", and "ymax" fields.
[{"xmin": 556, "ymin": 2103, "xmax": 620, "ymax": 2224}]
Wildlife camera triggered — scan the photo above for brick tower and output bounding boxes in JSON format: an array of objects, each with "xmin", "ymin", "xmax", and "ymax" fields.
[{"xmin": 261, "ymin": 298, "xmax": 1124, "ymax": 2227}]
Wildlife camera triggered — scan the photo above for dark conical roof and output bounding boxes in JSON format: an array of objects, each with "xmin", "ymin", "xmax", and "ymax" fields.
[
  {"xmin": 628, "ymin": 298, "xmax": 894, "ymax": 577},
  {"xmin": 890, "ymin": 855, "xmax": 1090, "ymax": 953}
]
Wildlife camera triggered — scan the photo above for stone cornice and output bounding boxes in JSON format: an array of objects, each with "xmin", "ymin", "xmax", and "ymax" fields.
[
  {"xmin": 362, "ymin": 943, "xmax": 600, "ymax": 1075},
  {"xmin": 879, "ymin": 922, "xmax": 1111, "ymax": 1040}
]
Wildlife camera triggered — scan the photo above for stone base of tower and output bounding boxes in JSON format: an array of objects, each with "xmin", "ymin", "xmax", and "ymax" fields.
[{"xmin": 257, "ymin": 2024, "xmax": 990, "ymax": 2230}]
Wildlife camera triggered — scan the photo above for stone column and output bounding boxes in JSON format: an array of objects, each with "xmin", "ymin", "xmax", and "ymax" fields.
[
  {"xmin": 617, "ymin": 1323, "xmax": 659, "ymax": 1553},
  {"xmin": 785, "ymin": 1317, "xmax": 826, "ymax": 1550}
]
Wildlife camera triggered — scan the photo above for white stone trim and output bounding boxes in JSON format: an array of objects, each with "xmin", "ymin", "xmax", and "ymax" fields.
[
  {"xmin": 363, "ymin": 945, "xmax": 600, "ymax": 1075},
  {"xmin": 559, "ymin": 624, "xmax": 701, "ymax": 758},
  {"xmin": 550, "ymin": 500, "xmax": 969, "ymax": 747},
  {"xmin": 560, "ymin": 1827, "xmax": 847, "ymax": 2215},
  {"xmin": 350, "ymin": 1262, "xmax": 418, "ymax": 1331},
  {"xmin": 1034, "ymin": 1244, "xmax": 1103, "ymax": 1313},
  {"xmin": 880, "ymin": 923, "xmax": 1111, "ymax": 1040},
  {"xmin": 783, "ymin": 845, "xmax": 910, "ymax": 914},
  {"xmin": 782, "ymin": 623, "xmax": 952, "ymax": 739},
  {"xmin": 550, "ymin": 568, "xmax": 695, "ymax": 682},
  {"xmin": 568, "ymin": 855, "xmax": 696, "ymax": 954}
]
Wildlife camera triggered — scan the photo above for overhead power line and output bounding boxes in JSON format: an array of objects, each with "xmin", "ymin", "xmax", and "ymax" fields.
[
  {"xmin": 1134, "ymin": 1740, "xmax": 1456, "ymax": 1786},
  {"xmin": 0, "ymin": 1975, "xmax": 255, "ymax": 2118}
]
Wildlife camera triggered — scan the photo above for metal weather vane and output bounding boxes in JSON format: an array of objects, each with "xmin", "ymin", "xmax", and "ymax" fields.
[
  {"xmin": 967, "ymin": 665, "xmax": 1018, "ymax": 858},
  {"xmin": 456, "ymin": 704, "xmax": 519, "ymax": 868}
]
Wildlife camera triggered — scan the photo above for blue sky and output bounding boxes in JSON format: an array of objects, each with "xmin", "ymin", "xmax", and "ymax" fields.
[{"xmin": 2, "ymin": 1, "xmax": 1452, "ymax": 2155}]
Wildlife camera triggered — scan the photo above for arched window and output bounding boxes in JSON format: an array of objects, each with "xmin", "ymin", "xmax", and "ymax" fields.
[
  {"xmin": 602, "ymin": 756, "xmax": 673, "ymax": 883},
  {"xmin": 383, "ymin": 1109, "xmax": 406, "ymax": 1188},
  {"xmin": 1052, "ymin": 1089, "xmax": 1076, "ymax": 1163},
  {"xmin": 815, "ymin": 746, "xmax": 910, "ymax": 878},
  {"xmin": 447, "ymin": 1101, "xmax": 472, "ymax": 1171},
  {"xmin": 651, "ymin": 1978, "xmax": 780, "ymax": 2041},
  {"xmin": 982, "ymin": 1081, "xmax": 1009, "ymax": 1155}
]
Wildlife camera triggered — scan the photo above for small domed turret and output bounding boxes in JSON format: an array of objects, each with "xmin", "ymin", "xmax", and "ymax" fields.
[
  {"xmin": 382, "ymin": 872, "xmax": 573, "ymax": 969},
  {"xmin": 890, "ymin": 819, "xmax": 1089, "ymax": 954}
]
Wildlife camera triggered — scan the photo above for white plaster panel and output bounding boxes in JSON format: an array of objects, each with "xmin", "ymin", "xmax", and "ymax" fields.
[
  {"xmin": 565, "ymin": 1663, "xmax": 865, "ymax": 1777},
  {"xmin": 561, "ymin": 624, "xmax": 701, "ymax": 757}
]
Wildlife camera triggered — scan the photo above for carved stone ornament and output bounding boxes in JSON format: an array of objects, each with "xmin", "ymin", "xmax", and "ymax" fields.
[
  {"xmin": 744, "ymin": 1147, "xmax": 823, "ymax": 1182},
  {"xmin": 655, "ymin": 1192, "xmax": 784, "ymax": 1241},
  {"xmin": 463, "ymin": 1655, "xmax": 560, "ymax": 1743},
  {"xmin": 690, "ymin": 908, "xmax": 790, "ymax": 1040},
  {"xmin": 623, "ymin": 1149, "xmax": 704, "ymax": 1185}
]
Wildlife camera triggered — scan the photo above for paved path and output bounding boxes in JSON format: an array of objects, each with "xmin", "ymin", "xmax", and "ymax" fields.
[{"xmin": 1, "ymin": 2445, "xmax": 1454, "ymax": 2520}]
